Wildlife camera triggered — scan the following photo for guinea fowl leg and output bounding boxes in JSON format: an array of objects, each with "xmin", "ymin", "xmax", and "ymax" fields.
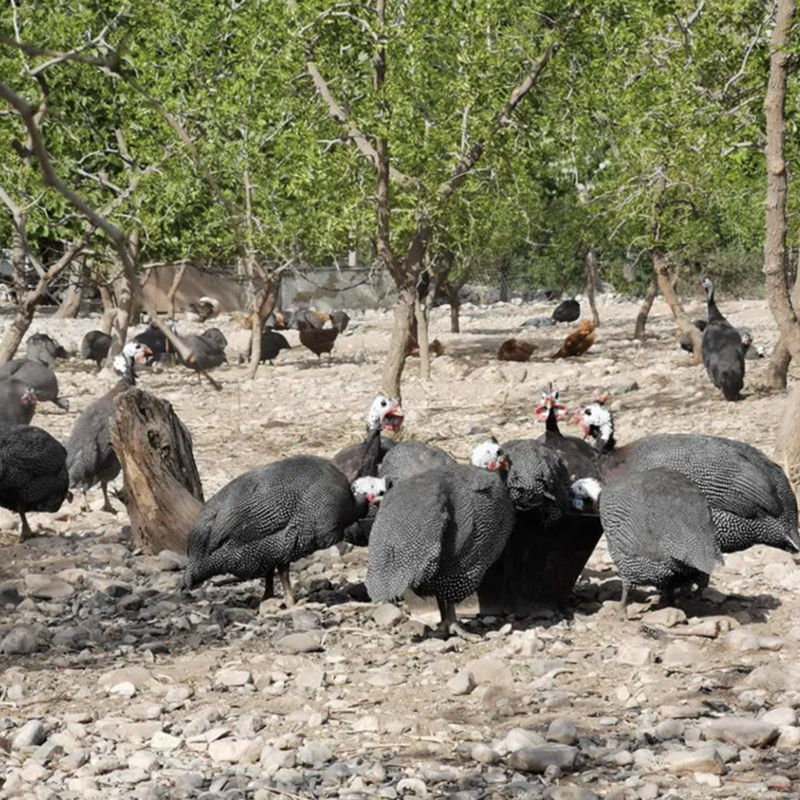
[
  {"xmin": 437, "ymin": 597, "xmax": 479, "ymax": 642},
  {"xmin": 262, "ymin": 568, "xmax": 275, "ymax": 600},
  {"xmin": 619, "ymin": 583, "xmax": 630, "ymax": 619},
  {"xmin": 200, "ymin": 370, "xmax": 222, "ymax": 391},
  {"xmin": 278, "ymin": 566, "xmax": 295, "ymax": 606},
  {"xmin": 100, "ymin": 481, "xmax": 116, "ymax": 514},
  {"xmin": 17, "ymin": 509, "xmax": 33, "ymax": 542}
]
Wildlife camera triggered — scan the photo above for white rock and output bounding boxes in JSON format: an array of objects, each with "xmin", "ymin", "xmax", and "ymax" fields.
[
  {"xmin": 13, "ymin": 720, "xmax": 46, "ymax": 749},
  {"xmin": 209, "ymin": 737, "xmax": 262, "ymax": 764},
  {"xmin": 1, "ymin": 627, "xmax": 38, "ymax": 654},
  {"xmin": 702, "ymin": 717, "xmax": 778, "ymax": 748},
  {"xmin": 128, "ymin": 751, "xmax": 159, "ymax": 772},
  {"xmin": 150, "ymin": 731, "xmax": 182, "ymax": 751},
  {"xmin": 109, "ymin": 681, "xmax": 137, "ymax": 698},
  {"xmin": 447, "ymin": 670, "xmax": 475, "ymax": 696},
  {"xmin": 762, "ymin": 706, "xmax": 797, "ymax": 727},
  {"xmin": 24, "ymin": 574, "xmax": 75, "ymax": 599},
  {"xmin": 296, "ymin": 740, "xmax": 333, "ymax": 767},
  {"xmin": 214, "ymin": 668, "xmax": 252, "ymax": 688},
  {"xmin": 663, "ymin": 747, "xmax": 726, "ymax": 775}
]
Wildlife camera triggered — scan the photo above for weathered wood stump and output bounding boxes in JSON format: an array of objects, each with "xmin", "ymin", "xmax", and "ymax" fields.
[
  {"xmin": 110, "ymin": 387, "xmax": 204, "ymax": 554},
  {"xmin": 777, "ymin": 382, "xmax": 800, "ymax": 499}
]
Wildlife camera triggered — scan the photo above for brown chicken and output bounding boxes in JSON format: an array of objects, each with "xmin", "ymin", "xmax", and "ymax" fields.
[
  {"xmin": 551, "ymin": 319, "xmax": 595, "ymax": 359},
  {"xmin": 406, "ymin": 336, "xmax": 444, "ymax": 358},
  {"xmin": 497, "ymin": 338, "xmax": 537, "ymax": 362},
  {"xmin": 298, "ymin": 319, "xmax": 338, "ymax": 358}
]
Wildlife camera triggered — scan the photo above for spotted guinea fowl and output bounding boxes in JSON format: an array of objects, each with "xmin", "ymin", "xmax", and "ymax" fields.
[
  {"xmin": 179, "ymin": 327, "xmax": 227, "ymax": 389},
  {"xmin": 343, "ymin": 475, "xmax": 389, "ymax": 547},
  {"xmin": 65, "ymin": 341, "xmax": 151, "ymax": 512},
  {"xmin": 0, "ymin": 379, "xmax": 38, "ymax": 425},
  {"xmin": 0, "ymin": 357, "xmax": 69, "ymax": 411},
  {"xmin": 578, "ymin": 401, "xmax": 800, "ymax": 554},
  {"xmin": 332, "ymin": 394, "xmax": 404, "ymax": 481},
  {"xmin": 366, "ymin": 440, "xmax": 514, "ymax": 636},
  {"xmin": 0, "ymin": 418, "xmax": 70, "ymax": 541},
  {"xmin": 551, "ymin": 298, "xmax": 580, "ymax": 323},
  {"xmin": 81, "ymin": 330, "xmax": 113, "ymax": 368},
  {"xmin": 535, "ymin": 385, "xmax": 599, "ymax": 480},
  {"xmin": 700, "ymin": 278, "xmax": 745, "ymax": 401},
  {"xmin": 26, "ymin": 333, "xmax": 68, "ymax": 367},
  {"xmin": 133, "ymin": 319, "xmax": 178, "ymax": 362},
  {"xmin": 182, "ymin": 455, "xmax": 381, "ymax": 603},
  {"xmin": 378, "ymin": 440, "xmax": 456, "ymax": 483},
  {"xmin": 572, "ymin": 471, "xmax": 722, "ymax": 615}
]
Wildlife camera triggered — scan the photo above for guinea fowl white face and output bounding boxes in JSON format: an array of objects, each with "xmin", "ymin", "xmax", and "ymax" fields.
[
  {"xmin": 470, "ymin": 439, "xmax": 509, "ymax": 472},
  {"xmin": 114, "ymin": 342, "xmax": 153, "ymax": 376},
  {"xmin": 570, "ymin": 478, "xmax": 602, "ymax": 511},
  {"xmin": 535, "ymin": 385, "xmax": 568, "ymax": 423},
  {"xmin": 577, "ymin": 402, "xmax": 613, "ymax": 444},
  {"xmin": 351, "ymin": 476, "xmax": 388, "ymax": 505},
  {"xmin": 367, "ymin": 394, "xmax": 404, "ymax": 433},
  {"xmin": 21, "ymin": 387, "xmax": 38, "ymax": 406},
  {"xmin": 700, "ymin": 277, "xmax": 714, "ymax": 299}
]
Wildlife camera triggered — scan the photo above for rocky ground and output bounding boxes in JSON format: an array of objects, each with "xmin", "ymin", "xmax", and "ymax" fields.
[{"xmin": 1, "ymin": 292, "xmax": 800, "ymax": 800}]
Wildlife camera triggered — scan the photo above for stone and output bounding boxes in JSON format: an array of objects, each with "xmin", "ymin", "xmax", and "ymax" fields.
[
  {"xmin": 150, "ymin": 731, "xmax": 181, "ymax": 751},
  {"xmin": 777, "ymin": 726, "xmax": 800, "ymax": 748},
  {"xmin": 13, "ymin": 720, "xmax": 46, "ymax": 749},
  {"xmin": 295, "ymin": 666, "xmax": 325, "ymax": 689},
  {"xmin": 471, "ymin": 743, "xmax": 500, "ymax": 764},
  {"xmin": 725, "ymin": 629, "xmax": 784, "ymax": 652},
  {"xmin": 662, "ymin": 640, "xmax": 703, "ymax": 667},
  {"xmin": 297, "ymin": 740, "xmax": 333, "ymax": 767},
  {"xmin": 0, "ymin": 583, "xmax": 22, "ymax": 607},
  {"xmin": 654, "ymin": 719, "xmax": 684, "ymax": 741},
  {"xmin": 31, "ymin": 741, "xmax": 62, "ymax": 766},
  {"xmin": 500, "ymin": 728, "xmax": 546, "ymax": 753},
  {"xmin": 702, "ymin": 717, "xmax": 778, "ymax": 748},
  {"xmin": 664, "ymin": 747, "xmax": 726, "ymax": 775},
  {"xmin": 261, "ymin": 746, "xmax": 296, "ymax": 774},
  {"xmin": 762, "ymin": 706, "xmax": 797, "ymax": 727},
  {"xmin": 507, "ymin": 745, "xmax": 577, "ymax": 773},
  {"xmin": 372, "ymin": 603, "xmax": 404, "ymax": 627},
  {"xmin": 109, "ymin": 681, "xmax": 137, "ymax": 698},
  {"xmin": 129, "ymin": 751, "xmax": 159, "ymax": 772},
  {"xmin": 447, "ymin": 671, "xmax": 475, "ymax": 696},
  {"xmin": 275, "ymin": 632, "xmax": 323, "ymax": 654},
  {"xmin": 742, "ymin": 664, "xmax": 800, "ymax": 692},
  {"xmin": 214, "ymin": 669, "xmax": 252, "ymax": 688},
  {"xmin": 165, "ymin": 685, "xmax": 193, "ymax": 704},
  {"xmin": 767, "ymin": 774, "xmax": 792, "ymax": 791},
  {"xmin": 98, "ymin": 666, "xmax": 158, "ymax": 691},
  {"xmin": 1, "ymin": 626, "xmax": 38, "ymax": 654},
  {"xmin": 547, "ymin": 718, "xmax": 577, "ymax": 745},
  {"xmin": 209, "ymin": 738, "xmax": 262, "ymax": 764},
  {"xmin": 695, "ymin": 773, "xmax": 722, "ymax": 788},
  {"xmin": 465, "ymin": 656, "xmax": 513, "ymax": 685},
  {"xmin": 173, "ymin": 771, "xmax": 204, "ymax": 791},
  {"xmin": 24, "ymin": 574, "xmax": 75, "ymax": 599},
  {"xmin": 115, "ymin": 721, "xmax": 162, "ymax": 741},
  {"xmin": 396, "ymin": 777, "xmax": 427, "ymax": 796},
  {"xmin": 641, "ymin": 607, "xmax": 686, "ymax": 628},
  {"xmin": 156, "ymin": 549, "xmax": 185, "ymax": 571},
  {"xmin": 545, "ymin": 788, "xmax": 601, "ymax": 800},
  {"xmin": 617, "ymin": 645, "xmax": 652, "ymax": 666}
]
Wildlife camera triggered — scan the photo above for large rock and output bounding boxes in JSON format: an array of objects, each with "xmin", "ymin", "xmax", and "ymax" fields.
[
  {"xmin": 663, "ymin": 747, "xmax": 726, "ymax": 775},
  {"xmin": 702, "ymin": 717, "xmax": 778, "ymax": 748},
  {"xmin": 24, "ymin": 574, "xmax": 74, "ymax": 600},
  {"xmin": 465, "ymin": 656, "xmax": 513, "ymax": 686},
  {"xmin": 507, "ymin": 744, "xmax": 578, "ymax": 773},
  {"xmin": 12, "ymin": 720, "xmax": 46, "ymax": 749},
  {"xmin": 209, "ymin": 737, "xmax": 262, "ymax": 764},
  {"xmin": 214, "ymin": 669, "xmax": 253, "ymax": 688},
  {"xmin": 1, "ymin": 627, "xmax": 38, "ymax": 654},
  {"xmin": 275, "ymin": 632, "xmax": 323, "ymax": 654},
  {"xmin": 741, "ymin": 664, "xmax": 800, "ymax": 692}
]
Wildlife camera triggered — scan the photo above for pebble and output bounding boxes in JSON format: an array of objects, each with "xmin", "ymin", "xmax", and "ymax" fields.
[
  {"xmin": 662, "ymin": 640, "xmax": 703, "ymax": 667},
  {"xmin": 296, "ymin": 740, "xmax": 333, "ymax": 767},
  {"xmin": 617, "ymin": 644, "xmax": 652, "ymax": 666},
  {"xmin": 295, "ymin": 666, "xmax": 325, "ymax": 689},
  {"xmin": 24, "ymin": 573, "xmax": 75, "ymax": 599},
  {"xmin": 1, "ymin": 626, "xmax": 38, "ymax": 654},
  {"xmin": 545, "ymin": 789, "xmax": 601, "ymax": 800},
  {"xmin": 471, "ymin": 743, "xmax": 501, "ymax": 764},
  {"xmin": 128, "ymin": 751, "xmax": 159, "ymax": 772},
  {"xmin": 762, "ymin": 706, "xmax": 797, "ymax": 727},
  {"xmin": 150, "ymin": 731, "xmax": 182, "ymax": 751},
  {"xmin": 465, "ymin": 656, "xmax": 513, "ymax": 685},
  {"xmin": 664, "ymin": 747, "xmax": 726, "ymax": 775},
  {"xmin": 214, "ymin": 668, "xmax": 252, "ymax": 688},
  {"xmin": 396, "ymin": 777, "xmax": 427, "ymax": 796},
  {"xmin": 275, "ymin": 632, "xmax": 323, "ymax": 653},
  {"xmin": 641, "ymin": 607, "xmax": 686, "ymax": 627},
  {"xmin": 547, "ymin": 718, "xmax": 578, "ymax": 745},
  {"xmin": 447, "ymin": 670, "xmax": 475, "ymax": 696},
  {"xmin": 13, "ymin": 719, "xmax": 46, "ymax": 749},
  {"xmin": 208, "ymin": 737, "xmax": 262, "ymax": 764},
  {"xmin": 109, "ymin": 681, "xmax": 137, "ymax": 698},
  {"xmin": 372, "ymin": 602, "xmax": 404, "ymax": 627},
  {"xmin": 507, "ymin": 744, "xmax": 578, "ymax": 773}
]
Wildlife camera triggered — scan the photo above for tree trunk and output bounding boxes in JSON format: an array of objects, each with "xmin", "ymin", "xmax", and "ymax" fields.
[
  {"xmin": 652, "ymin": 251, "xmax": 702, "ymax": 361},
  {"xmin": 414, "ymin": 297, "xmax": 430, "ymax": 381},
  {"xmin": 382, "ymin": 285, "xmax": 415, "ymax": 402},
  {"xmin": 634, "ymin": 278, "xmax": 658, "ymax": 339},
  {"xmin": 166, "ymin": 263, "xmax": 187, "ymax": 320},
  {"xmin": 10, "ymin": 210, "xmax": 27, "ymax": 299},
  {"xmin": 57, "ymin": 279, "xmax": 83, "ymax": 318},
  {"xmin": 777, "ymin": 382, "xmax": 800, "ymax": 500},
  {"xmin": 583, "ymin": 245, "xmax": 601, "ymax": 327},
  {"xmin": 449, "ymin": 288, "xmax": 461, "ymax": 333},
  {"xmin": 246, "ymin": 276, "xmax": 279, "ymax": 379},
  {"xmin": 0, "ymin": 300, "xmax": 35, "ymax": 365},
  {"xmin": 768, "ymin": 339, "xmax": 792, "ymax": 389},
  {"xmin": 100, "ymin": 285, "xmax": 115, "ymax": 335},
  {"xmin": 498, "ymin": 257, "xmax": 510, "ymax": 302},
  {"xmin": 764, "ymin": 0, "xmax": 800, "ymax": 361},
  {"xmin": 110, "ymin": 387, "xmax": 204, "ymax": 554},
  {"xmin": 107, "ymin": 270, "xmax": 133, "ymax": 364}
]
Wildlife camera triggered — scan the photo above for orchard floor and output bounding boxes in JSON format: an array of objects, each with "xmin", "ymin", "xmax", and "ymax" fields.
[{"xmin": 1, "ymin": 292, "xmax": 800, "ymax": 800}]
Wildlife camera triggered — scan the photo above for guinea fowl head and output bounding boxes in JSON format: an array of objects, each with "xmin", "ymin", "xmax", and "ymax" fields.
[
  {"xmin": 740, "ymin": 329, "xmax": 753, "ymax": 348},
  {"xmin": 367, "ymin": 394, "xmax": 404, "ymax": 434},
  {"xmin": 576, "ymin": 399, "xmax": 615, "ymax": 451},
  {"xmin": 569, "ymin": 477, "xmax": 602, "ymax": 512},
  {"xmin": 352, "ymin": 476, "xmax": 388, "ymax": 505},
  {"xmin": 470, "ymin": 438, "xmax": 510, "ymax": 472},
  {"xmin": 700, "ymin": 277, "xmax": 714, "ymax": 300},
  {"xmin": 535, "ymin": 383, "xmax": 567, "ymax": 423},
  {"xmin": 21, "ymin": 387, "xmax": 38, "ymax": 406},
  {"xmin": 114, "ymin": 341, "xmax": 152, "ymax": 383}
]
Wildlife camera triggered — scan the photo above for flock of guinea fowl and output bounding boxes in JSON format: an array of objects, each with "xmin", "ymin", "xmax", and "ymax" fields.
[{"xmin": 0, "ymin": 276, "xmax": 794, "ymax": 638}]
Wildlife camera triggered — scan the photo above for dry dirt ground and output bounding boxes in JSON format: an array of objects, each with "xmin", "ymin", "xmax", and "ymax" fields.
[{"xmin": 2, "ymin": 292, "xmax": 800, "ymax": 800}]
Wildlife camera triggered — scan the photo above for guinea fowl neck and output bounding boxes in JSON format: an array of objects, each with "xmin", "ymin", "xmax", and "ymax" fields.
[
  {"xmin": 592, "ymin": 419, "xmax": 615, "ymax": 454},
  {"xmin": 356, "ymin": 424, "xmax": 382, "ymax": 479},
  {"xmin": 705, "ymin": 283, "xmax": 725, "ymax": 323},
  {"xmin": 545, "ymin": 406, "xmax": 561, "ymax": 435}
]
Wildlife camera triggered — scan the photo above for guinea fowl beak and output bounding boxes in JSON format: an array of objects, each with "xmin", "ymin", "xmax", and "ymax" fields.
[
  {"xmin": 135, "ymin": 346, "xmax": 153, "ymax": 364},
  {"xmin": 380, "ymin": 404, "xmax": 404, "ymax": 432},
  {"xmin": 366, "ymin": 492, "xmax": 375, "ymax": 504}
]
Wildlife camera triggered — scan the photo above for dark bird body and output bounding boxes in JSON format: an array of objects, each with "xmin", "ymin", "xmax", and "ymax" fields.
[
  {"xmin": 253, "ymin": 329, "xmax": 290, "ymax": 364},
  {"xmin": 0, "ymin": 421, "xmax": 69, "ymax": 540},
  {"xmin": 0, "ymin": 358, "xmax": 68, "ymax": 410},
  {"xmin": 186, "ymin": 296, "xmax": 220, "ymax": 323},
  {"xmin": 366, "ymin": 462, "xmax": 514, "ymax": 629},
  {"xmin": 378, "ymin": 440, "xmax": 455, "ymax": 483},
  {"xmin": 133, "ymin": 322, "xmax": 176, "ymax": 362},
  {"xmin": 551, "ymin": 298, "xmax": 580, "ymax": 323},
  {"xmin": 0, "ymin": 378, "xmax": 37, "ymax": 425},
  {"xmin": 700, "ymin": 279, "xmax": 744, "ymax": 400},
  {"xmin": 298, "ymin": 319, "xmax": 338, "ymax": 358},
  {"xmin": 329, "ymin": 310, "xmax": 350, "ymax": 332},
  {"xmin": 497, "ymin": 338, "xmax": 536, "ymax": 362},
  {"xmin": 183, "ymin": 454, "xmax": 372, "ymax": 602},
  {"xmin": 81, "ymin": 330, "xmax": 113, "ymax": 368},
  {"xmin": 27, "ymin": 333, "xmax": 68, "ymax": 367},
  {"xmin": 579, "ymin": 403, "xmax": 800, "ymax": 554}
]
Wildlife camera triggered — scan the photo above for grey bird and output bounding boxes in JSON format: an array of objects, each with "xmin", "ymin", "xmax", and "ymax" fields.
[
  {"xmin": 578, "ymin": 401, "xmax": 800, "ymax": 554},
  {"xmin": 65, "ymin": 341, "xmax": 151, "ymax": 512},
  {"xmin": 81, "ymin": 330, "xmax": 113, "ymax": 369},
  {"xmin": 378, "ymin": 440, "xmax": 456, "ymax": 483},
  {"xmin": 182, "ymin": 455, "xmax": 381, "ymax": 603},
  {"xmin": 0, "ymin": 379, "xmax": 38, "ymax": 426},
  {"xmin": 0, "ymin": 419, "xmax": 70, "ymax": 541},
  {"xmin": 366, "ymin": 440, "xmax": 514, "ymax": 637},
  {"xmin": 26, "ymin": 333, "xmax": 68, "ymax": 367},
  {"xmin": 179, "ymin": 327, "xmax": 228, "ymax": 389},
  {"xmin": 700, "ymin": 278, "xmax": 745, "ymax": 401},
  {"xmin": 0, "ymin": 357, "xmax": 69, "ymax": 411},
  {"xmin": 571, "ymin": 470, "xmax": 722, "ymax": 616}
]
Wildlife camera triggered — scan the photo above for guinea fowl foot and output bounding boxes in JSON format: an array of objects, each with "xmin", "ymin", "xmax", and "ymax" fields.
[
  {"xmin": 278, "ymin": 566, "xmax": 295, "ymax": 606},
  {"xmin": 18, "ymin": 512, "xmax": 34, "ymax": 542},
  {"xmin": 441, "ymin": 622, "xmax": 480, "ymax": 643}
]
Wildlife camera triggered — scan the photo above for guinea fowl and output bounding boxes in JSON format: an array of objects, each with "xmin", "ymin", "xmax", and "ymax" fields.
[
  {"xmin": 378, "ymin": 440, "xmax": 456, "ymax": 483},
  {"xmin": 0, "ymin": 358, "xmax": 69, "ymax": 411},
  {"xmin": 578, "ymin": 401, "xmax": 800, "ymax": 554},
  {"xmin": 0, "ymin": 419, "xmax": 70, "ymax": 541},
  {"xmin": 366, "ymin": 440, "xmax": 514, "ymax": 637},
  {"xmin": 186, "ymin": 296, "xmax": 220, "ymax": 323},
  {"xmin": 343, "ymin": 475, "xmax": 390, "ymax": 546},
  {"xmin": 298, "ymin": 319, "xmax": 338, "ymax": 359},
  {"xmin": 700, "ymin": 278, "xmax": 745, "ymax": 400},
  {"xmin": 65, "ymin": 341, "xmax": 151, "ymax": 512},
  {"xmin": 535, "ymin": 385, "xmax": 600, "ymax": 480},
  {"xmin": 551, "ymin": 298, "xmax": 580, "ymax": 323},
  {"xmin": 332, "ymin": 394, "xmax": 404, "ymax": 482},
  {"xmin": 179, "ymin": 327, "xmax": 227, "ymax": 389},
  {"xmin": 0, "ymin": 379, "xmax": 38, "ymax": 425},
  {"xmin": 81, "ymin": 330, "xmax": 113, "ymax": 368},
  {"xmin": 27, "ymin": 333, "xmax": 68, "ymax": 367},
  {"xmin": 329, "ymin": 310, "xmax": 350, "ymax": 332},
  {"xmin": 182, "ymin": 455, "xmax": 382, "ymax": 603},
  {"xmin": 133, "ymin": 319, "xmax": 178, "ymax": 362},
  {"xmin": 571, "ymin": 471, "xmax": 722, "ymax": 616},
  {"xmin": 252, "ymin": 329, "xmax": 290, "ymax": 364},
  {"xmin": 678, "ymin": 319, "xmax": 707, "ymax": 353}
]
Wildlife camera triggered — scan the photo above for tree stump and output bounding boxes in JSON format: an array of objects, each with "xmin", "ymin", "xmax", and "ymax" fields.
[
  {"xmin": 777, "ymin": 382, "xmax": 800, "ymax": 499},
  {"xmin": 110, "ymin": 387, "xmax": 204, "ymax": 554}
]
